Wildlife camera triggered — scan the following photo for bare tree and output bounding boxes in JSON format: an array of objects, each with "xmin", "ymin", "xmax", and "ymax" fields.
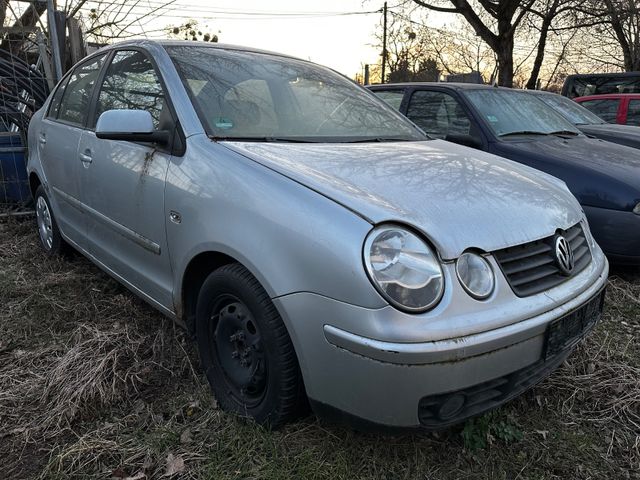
[
  {"xmin": 61, "ymin": 0, "xmax": 177, "ymax": 43},
  {"xmin": 374, "ymin": 8, "xmax": 496, "ymax": 83},
  {"xmin": 408, "ymin": 0, "xmax": 537, "ymax": 86},
  {"xmin": 523, "ymin": 0, "xmax": 580, "ymax": 88},
  {"xmin": 374, "ymin": 10, "xmax": 435, "ymax": 82},
  {"xmin": 587, "ymin": 0, "xmax": 640, "ymax": 71},
  {"xmin": 167, "ymin": 19, "xmax": 219, "ymax": 42},
  {"xmin": 423, "ymin": 21, "xmax": 497, "ymax": 82}
]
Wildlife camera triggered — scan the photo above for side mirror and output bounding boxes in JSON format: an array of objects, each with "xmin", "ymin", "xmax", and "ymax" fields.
[
  {"xmin": 96, "ymin": 109, "xmax": 169, "ymax": 145},
  {"xmin": 444, "ymin": 133, "xmax": 483, "ymax": 149}
]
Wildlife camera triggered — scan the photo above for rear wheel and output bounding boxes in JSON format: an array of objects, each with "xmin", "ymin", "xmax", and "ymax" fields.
[
  {"xmin": 195, "ymin": 263, "xmax": 305, "ymax": 428},
  {"xmin": 34, "ymin": 185, "xmax": 67, "ymax": 256}
]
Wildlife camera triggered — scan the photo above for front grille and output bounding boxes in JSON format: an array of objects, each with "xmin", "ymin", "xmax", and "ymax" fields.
[
  {"xmin": 417, "ymin": 287, "xmax": 605, "ymax": 429},
  {"xmin": 493, "ymin": 223, "xmax": 591, "ymax": 297}
]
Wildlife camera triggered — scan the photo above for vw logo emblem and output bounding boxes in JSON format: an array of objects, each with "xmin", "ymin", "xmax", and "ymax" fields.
[{"xmin": 554, "ymin": 235, "xmax": 575, "ymax": 275}]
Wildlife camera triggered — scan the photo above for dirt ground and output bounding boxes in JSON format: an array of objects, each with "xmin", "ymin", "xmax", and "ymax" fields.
[{"xmin": 1, "ymin": 216, "xmax": 638, "ymax": 480}]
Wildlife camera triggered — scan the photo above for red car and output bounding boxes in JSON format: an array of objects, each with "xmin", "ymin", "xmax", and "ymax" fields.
[{"xmin": 574, "ymin": 93, "xmax": 640, "ymax": 125}]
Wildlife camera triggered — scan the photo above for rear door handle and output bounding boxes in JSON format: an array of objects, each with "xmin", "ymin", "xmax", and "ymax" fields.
[
  {"xmin": 38, "ymin": 133, "xmax": 46, "ymax": 145},
  {"xmin": 79, "ymin": 150, "xmax": 93, "ymax": 165}
]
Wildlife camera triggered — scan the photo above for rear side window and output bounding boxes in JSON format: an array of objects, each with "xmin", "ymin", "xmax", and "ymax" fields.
[
  {"xmin": 94, "ymin": 50, "xmax": 166, "ymax": 129},
  {"xmin": 373, "ymin": 90, "xmax": 404, "ymax": 111},
  {"xmin": 579, "ymin": 99, "xmax": 619, "ymax": 123},
  {"xmin": 56, "ymin": 54, "xmax": 106, "ymax": 126}
]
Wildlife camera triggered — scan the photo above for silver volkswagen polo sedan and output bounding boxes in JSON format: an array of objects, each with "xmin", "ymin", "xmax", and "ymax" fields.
[{"xmin": 27, "ymin": 40, "xmax": 608, "ymax": 430}]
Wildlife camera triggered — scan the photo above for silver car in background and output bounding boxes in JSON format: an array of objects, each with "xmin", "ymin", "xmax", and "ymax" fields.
[{"xmin": 27, "ymin": 40, "xmax": 608, "ymax": 429}]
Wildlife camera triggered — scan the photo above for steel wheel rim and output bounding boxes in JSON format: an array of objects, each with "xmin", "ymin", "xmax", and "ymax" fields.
[
  {"xmin": 36, "ymin": 196, "xmax": 53, "ymax": 251},
  {"xmin": 210, "ymin": 294, "xmax": 268, "ymax": 407}
]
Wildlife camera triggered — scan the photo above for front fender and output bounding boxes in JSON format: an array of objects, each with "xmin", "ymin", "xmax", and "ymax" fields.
[{"xmin": 167, "ymin": 135, "xmax": 386, "ymax": 312}]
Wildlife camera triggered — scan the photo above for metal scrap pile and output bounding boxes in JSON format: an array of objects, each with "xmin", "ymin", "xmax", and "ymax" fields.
[{"xmin": 0, "ymin": 48, "xmax": 49, "ymax": 134}]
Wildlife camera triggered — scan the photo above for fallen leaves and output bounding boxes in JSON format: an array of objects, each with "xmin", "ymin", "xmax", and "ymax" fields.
[{"xmin": 163, "ymin": 453, "xmax": 185, "ymax": 477}]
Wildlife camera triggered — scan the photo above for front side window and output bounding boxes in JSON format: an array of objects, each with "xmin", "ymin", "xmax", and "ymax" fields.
[
  {"xmin": 94, "ymin": 50, "xmax": 165, "ymax": 128},
  {"xmin": 57, "ymin": 54, "xmax": 106, "ymax": 126},
  {"xmin": 465, "ymin": 89, "xmax": 581, "ymax": 137},
  {"xmin": 166, "ymin": 46, "xmax": 425, "ymax": 142},
  {"xmin": 578, "ymin": 99, "xmax": 619, "ymax": 123},
  {"xmin": 373, "ymin": 90, "xmax": 405, "ymax": 111},
  {"xmin": 406, "ymin": 90, "xmax": 471, "ymax": 139}
]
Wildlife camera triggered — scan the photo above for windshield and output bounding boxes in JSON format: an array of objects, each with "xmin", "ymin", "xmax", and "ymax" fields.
[
  {"xmin": 166, "ymin": 46, "xmax": 425, "ymax": 142},
  {"xmin": 536, "ymin": 93, "xmax": 605, "ymax": 125},
  {"xmin": 464, "ymin": 88, "xmax": 581, "ymax": 137}
]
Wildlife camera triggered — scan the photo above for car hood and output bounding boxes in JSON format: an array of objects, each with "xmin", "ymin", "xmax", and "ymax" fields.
[
  {"xmin": 579, "ymin": 123, "xmax": 640, "ymax": 148},
  {"xmin": 497, "ymin": 135, "xmax": 640, "ymax": 180},
  {"xmin": 223, "ymin": 140, "xmax": 582, "ymax": 259}
]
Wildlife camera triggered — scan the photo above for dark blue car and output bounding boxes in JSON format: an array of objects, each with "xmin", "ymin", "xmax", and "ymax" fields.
[{"xmin": 368, "ymin": 83, "xmax": 640, "ymax": 264}]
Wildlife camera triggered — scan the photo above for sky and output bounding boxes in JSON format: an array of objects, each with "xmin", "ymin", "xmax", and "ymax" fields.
[{"xmin": 137, "ymin": 0, "xmax": 386, "ymax": 78}]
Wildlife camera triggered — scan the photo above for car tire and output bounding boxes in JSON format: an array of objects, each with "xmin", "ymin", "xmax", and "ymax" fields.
[
  {"xmin": 34, "ymin": 185, "xmax": 67, "ymax": 256},
  {"xmin": 195, "ymin": 262, "xmax": 306, "ymax": 428}
]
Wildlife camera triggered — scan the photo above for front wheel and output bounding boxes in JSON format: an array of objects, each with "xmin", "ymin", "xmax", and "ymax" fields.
[{"xmin": 195, "ymin": 263, "xmax": 306, "ymax": 428}]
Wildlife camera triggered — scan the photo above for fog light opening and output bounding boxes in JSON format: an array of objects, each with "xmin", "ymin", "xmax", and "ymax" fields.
[{"xmin": 438, "ymin": 393, "xmax": 466, "ymax": 420}]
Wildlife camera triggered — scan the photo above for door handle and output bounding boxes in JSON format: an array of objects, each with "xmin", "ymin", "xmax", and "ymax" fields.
[
  {"xmin": 38, "ymin": 133, "xmax": 46, "ymax": 145},
  {"xmin": 79, "ymin": 150, "xmax": 93, "ymax": 164}
]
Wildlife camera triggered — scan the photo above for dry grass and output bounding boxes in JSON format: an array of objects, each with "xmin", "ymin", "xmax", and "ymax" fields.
[{"xmin": 1, "ymin": 216, "xmax": 639, "ymax": 480}]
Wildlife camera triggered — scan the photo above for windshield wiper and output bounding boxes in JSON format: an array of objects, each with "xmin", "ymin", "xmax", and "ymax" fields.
[
  {"xmin": 548, "ymin": 130, "xmax": 580, "ymax": 136},
  {"xmin": 210, "ymin": 136, "xmax": 317, "ymax": 143},
  {"xmin": 499, "ymin": 131, "xmax": 550, "ymax": 137},
  {"xmin": 344, "ymin": 137, "xmax": 415, "ymax": 143}
]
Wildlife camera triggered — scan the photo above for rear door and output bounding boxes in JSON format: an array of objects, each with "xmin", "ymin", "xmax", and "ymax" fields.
[
  {"xmin": 621, "ymin": 98, "xmax": 640, "ymax": 126},
  {"xmin": 39, "ymin": 54, "xmax": 107, "ymax": 248},
  {"xmin": 78, "ymin": 49, "xmax": 175, "ymax": 309}
]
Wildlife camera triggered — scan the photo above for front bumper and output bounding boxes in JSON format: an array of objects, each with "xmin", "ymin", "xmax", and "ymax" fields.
[{"xmin": 274, "ymin": 246, "xmax": 608, "ymax": 428}]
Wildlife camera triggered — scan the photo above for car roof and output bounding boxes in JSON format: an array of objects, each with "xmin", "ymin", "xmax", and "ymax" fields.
[
  {"xmin": 367, "ymin": 82, "xmax": 493, "ymax": 91},
  {"xmin": 526, "ymin": 90, "xmax": 558, "ymax": 96},
  {"xmin": 95, "ymin": 39, "xmax": 306, "ymax": 63},
  {"xmin": 565, "ymin": 72, "xmax": 640, "ymax": 79},
  {"xmin": 574, "ymin": 93, "xmax": 640, "ymax": 101}
]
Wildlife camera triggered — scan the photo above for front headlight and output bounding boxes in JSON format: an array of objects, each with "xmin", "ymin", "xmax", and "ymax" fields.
[
  {"xmin": 633, "ymin": 202, "xmax": 640, "ymax": 215},
  {"xmin": 363, "ymin": 224, "xmax": 444, "ymax": 312},
  {"xmin": 455, "ymin": 252, "xmax": 494, "ymax": 300}
]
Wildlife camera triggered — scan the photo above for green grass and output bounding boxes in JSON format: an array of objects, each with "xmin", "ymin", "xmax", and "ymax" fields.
[{"xmin": 0, "ymin": 217, "xmax": 638, "ymax": 479}]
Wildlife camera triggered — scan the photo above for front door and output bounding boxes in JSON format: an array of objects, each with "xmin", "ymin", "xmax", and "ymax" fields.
[
  {"xmin": 78, "ymin": 49, "xmax": 174, "ymax": 309},
  {"xmin": 405, "ymin": 89, "xmax": 481, "ymax": 143}
]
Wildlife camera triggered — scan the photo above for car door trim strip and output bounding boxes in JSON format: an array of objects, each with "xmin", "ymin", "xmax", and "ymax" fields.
[{"xmin": 52, "ymin": 186, "xmax": 161, "ymax": 255}]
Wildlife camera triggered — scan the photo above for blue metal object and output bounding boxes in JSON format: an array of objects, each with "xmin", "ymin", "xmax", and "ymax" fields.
[{"xmin": 0, "ymin": 132, "xmax": 30, "ymax": 204}]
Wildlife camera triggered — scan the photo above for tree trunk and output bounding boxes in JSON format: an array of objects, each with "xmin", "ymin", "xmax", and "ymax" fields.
[
  {"xmin": 495, "ymin": 14, "xmax": 514, "ymax": 87},
  {"xmin": 496, "ymin": 39, "xmax": 514, "ymax": 87},
  {"xmin": 526, "ymin": 18, "xmax": 552, "ymax": 89}
]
